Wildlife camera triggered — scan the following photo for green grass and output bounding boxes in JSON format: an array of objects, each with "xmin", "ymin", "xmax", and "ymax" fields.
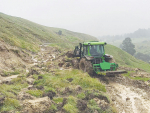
[
  {"xmin": 88, "ymin": 99, "xmax": 101, "ymax": 112},
  {"xmin": 87, "ymin": 99, "xmax": 112, "ymax": 113},
  {"xmin": 53, "ymin": 97, "xmax": 63, "ymax": 104},
  {"xmin": 55, "ymin": 69, "xmax": 106, "ymax": 92},
  {"xmin": 0, "ymin": 75, "xmax": 28, "ymax": 112},
  {"xmin": 105, "ymin": 44, "xmax": 150, "ymax": 72},
  {"xmin": 26, "ymin": 90, "xmax": 43, "ymax": 97},
  {"xmin": 122, "ymin": 71, "xmax": 150, "ymax": 81},
  {"xmin": 0, "ymin": 12, "xmax": 97, "ymax": 52},
  {"xmin": 0, "ymin": 98, "xmax": 20, "ymax": 112},
  {"xmin": 63, "ymin": 96, "xmax": 78, "ymax": 113},
  {"xmin": 2, "ymin": 70, "xmax": 20, "ymax": 77},
  {"xmin": 77, "ymin": 92, "xmax": 86, "ymax": 99},
  {"xmin": 48, "ymin": 104, "xmax": 57, "ymax": 111},
  {"xmin": 0, "ymin": 76, "xmax": 28, "ymax": 98},
  {"xmin": 44, "ymin": 86, "xmax": 56, "ymax": 93},
  {"xmin": 33, "ymin": 69, "xmax": 106, "ymax": 92}
]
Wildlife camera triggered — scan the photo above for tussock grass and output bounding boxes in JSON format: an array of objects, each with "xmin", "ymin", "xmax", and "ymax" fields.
[
  {"xmin": 0, "ymin": 77, "xmax": 28, "ymax": 98},
  {"xmin": 2, "ymin": 70, "xmax": 20, "ymax": 77},
  {"xmin": 53, "ymin": 97, "xmax": 63, "ymax": 104},
  {"xmin": 49, "ymin": 104, "xmax": 57, "ymax": 111},
  {"xmin": 0, "ymin": 76, "xmax": 28, "ymax": 112},
  {"xmin": 44, "ymin": 86, "xmax": 56, "ymax": 93},
  {"xmin": 26, "ymin": 90, "xmax": 43, "ymax": 97},
  {"xmin": 55, "ymin": 69, "xmax": 106, "ymax": 92},
  {"xmin": 63, "ymin": 96, "xmax": 78, "ymax": 113},
  {"xmin": 0, "ymin": 98, "xmax": 20, "ymax": 112},
  {"xmin": 77, "ymin": 92, "xmax": 86, "ymax": 99},
  {"xmin": 33, "ymin": 69, "xmax": 106, "ymax": 93},
  {"xmin": 88, "ymin": 99, "xmax": 101, "ymax": 112}
]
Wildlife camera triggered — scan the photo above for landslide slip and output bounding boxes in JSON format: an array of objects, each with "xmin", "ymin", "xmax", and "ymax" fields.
[{"xmin": 104, "ymin": 75, "xmax": 150, "ymax": 113}]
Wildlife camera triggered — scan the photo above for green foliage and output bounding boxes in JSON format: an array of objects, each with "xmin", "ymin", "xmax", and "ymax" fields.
[
  {"xmin": 11, "ymin": 75, "xmax": 26, "ymax": 84},
  {"xmin": 2, "ymin": 70, "xmax": 20, "ymax": 77},
  {"xmin": 121, "ymin": 37, "xmax": 136, "ymax": 56},
  {"xmin": 44, "ymin": 86, "xmax": 56, "ymax": 93},
  {"xmin": 33, "ymin": 70, "xmax": 106, "ymax": 92},
  {"xmin": 55, "ymin": 69, "xmax": 106, "ymax": 92},
  {"xmin": 77, "ymin": 92, "xmax": 86, "ymax": 99},
  {"xmin": 0, "ymin": 98, "xmax": 20, "ymax": 112},
  {"xmin": 53, "ymin": 97, "xmax": 63, "ymax": 104},
  {"xmin": 26, "ymin": 90, "xmax": 43, "ymax": 97},
  {"xmin": 49, "ymin": 104, "xmax": 57, "ymax": 111},
  {"xmin": 0, "ymin": 77, "xmax": 28, "ymax": 98},
  {"xmin": 87, "ymin": 99, "xmax": 101, "ymax": 112},
  {"xmin": 58, "ymin": 30, "xmax": 62, "ymax": 35},
  {"xmin": 63, "ymin": 96, "xmax": 78, "ymax": 113}
]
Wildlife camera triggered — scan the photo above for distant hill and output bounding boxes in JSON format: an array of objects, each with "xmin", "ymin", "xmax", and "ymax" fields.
[
  {"xmin": 98, "ymin": 28, "xmax": 150, "ymax": 41},
  {"xmin": 0, "ymin": 13, "xmax": 97, "ymax": 52},
  {"xmin": 98, "ymin": 28, "xmax": 150, "ymax": 56}
]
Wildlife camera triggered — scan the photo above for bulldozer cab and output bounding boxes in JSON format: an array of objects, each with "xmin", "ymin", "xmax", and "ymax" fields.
[
  {"xmin": 74, "ymin": 41, "xmax": 107, "ymax": 59},
  {"xmin": 83, "ymin": 45, "xmax": 105, "ymax": 57}
]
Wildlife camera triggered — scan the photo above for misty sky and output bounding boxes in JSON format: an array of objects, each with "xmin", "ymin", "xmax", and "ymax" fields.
[{"xmin": 0, "ymin": 0, "xmax": 150, "ymax": 37}]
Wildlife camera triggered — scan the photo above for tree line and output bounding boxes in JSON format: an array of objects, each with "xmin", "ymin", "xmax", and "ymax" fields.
[{"xmin": 121, "ymin": 37, "xmax": 150, "ymax": 63}]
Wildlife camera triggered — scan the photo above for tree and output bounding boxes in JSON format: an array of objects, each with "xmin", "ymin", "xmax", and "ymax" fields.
[
  {"xmin": 58, "ymin": 30, "xmax": 62, "ymax": 35},
  {"xmin": 121, "ymin": 37, "xmax": 136, "ymax": 56}
]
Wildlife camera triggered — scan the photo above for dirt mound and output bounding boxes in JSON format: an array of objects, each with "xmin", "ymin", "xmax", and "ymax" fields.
[
  {"xmin": 0, "ymin": 75, "xmax": 18, "ymax": 84},
  {"xmin": 56, "ymin": 50, "xmax": 80, "ymax": 70},
  {"xmin": 22, "ymin": 97, "xmax": 51, "ymax": 113},
  {"xmin": 0, "ymin": 41, "xmax": 33, "ymax": 73}
]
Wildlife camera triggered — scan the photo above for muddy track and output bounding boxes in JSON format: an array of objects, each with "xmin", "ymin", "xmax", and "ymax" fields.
[
  {"xmin": 2, "ymin": 44, "xmax": 149, "ymax": 113},
  {"xmin": 98, "ymin": 75, "xmax": 150, "ymax": 113},
  {"xmin": 30, "ymin": 47, "xmax": 150, "ymax": 113}
]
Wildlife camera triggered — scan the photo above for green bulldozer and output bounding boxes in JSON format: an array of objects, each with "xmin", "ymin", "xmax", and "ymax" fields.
[{"xmin": 73, "ymin": 41, "xmax": 127, "ymax": 76}]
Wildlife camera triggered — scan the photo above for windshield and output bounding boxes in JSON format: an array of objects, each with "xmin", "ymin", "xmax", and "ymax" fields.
[{"xmin": 90, "ymin": 45, "xmax": 104, "ymax": 56}]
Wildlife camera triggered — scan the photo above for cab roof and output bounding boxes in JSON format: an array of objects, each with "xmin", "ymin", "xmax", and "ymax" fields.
[{"xmin": 83, "ymin": 41, "xmax": 106, "ymax": 45}]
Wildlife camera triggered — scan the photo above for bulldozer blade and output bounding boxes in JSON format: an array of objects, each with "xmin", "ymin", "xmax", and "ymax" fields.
[{"xmin": 97, "ymin": 70, "xmax": 127, "ymax": 76}]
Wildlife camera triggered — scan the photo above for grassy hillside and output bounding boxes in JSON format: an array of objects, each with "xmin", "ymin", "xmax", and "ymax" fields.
[
  {"xmin": 0, "ymin": 12, "xmax": 97, "ymax": 52},
  {"xmin": 105, "ymin": 44, "xmax": 150, "ymax": 72}
]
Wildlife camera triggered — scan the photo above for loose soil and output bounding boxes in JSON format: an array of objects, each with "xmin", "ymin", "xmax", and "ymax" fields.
[{"xmin": 100, "ymin": 75, "xmax": 150, "ymax": 113}]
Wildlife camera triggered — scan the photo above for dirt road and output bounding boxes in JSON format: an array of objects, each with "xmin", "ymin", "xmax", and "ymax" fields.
[{"xmin": 105, "ymin": 76, "xmax": 150, "ymax": 113}]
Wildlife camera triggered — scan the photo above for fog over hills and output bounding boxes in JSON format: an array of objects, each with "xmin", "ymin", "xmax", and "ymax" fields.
[
  {"xmin": 98, "ymin": 28, "xmax": 150, "ymax": 56},
  {"xmin": 98, "ymin": 28, "xmax": 150, "ymax": 41}
]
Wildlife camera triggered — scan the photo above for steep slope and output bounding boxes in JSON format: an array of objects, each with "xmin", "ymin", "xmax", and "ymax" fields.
[
  {"xmin": 0, "ymin": 13, "xmax": 150, "ymax": 113},
  {"xmin": 0, "ymin": 12, "xmax": 97, "ymax": 52}
]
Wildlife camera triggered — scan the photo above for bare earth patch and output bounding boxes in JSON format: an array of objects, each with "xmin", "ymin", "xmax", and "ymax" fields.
[{"xmin": 105, "ymin": 75, "xmax": 150, "ymax": 113}]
